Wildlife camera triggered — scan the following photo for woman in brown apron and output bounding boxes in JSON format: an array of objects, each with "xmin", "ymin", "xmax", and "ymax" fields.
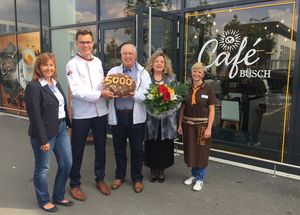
[{"xmin": 178, "ymin": 62, "xmax": 216, "ymax": 191}]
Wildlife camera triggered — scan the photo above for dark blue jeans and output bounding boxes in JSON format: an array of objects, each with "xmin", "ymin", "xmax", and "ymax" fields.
[
  {"xmin": 69, "ymin": 115, "xmax": 107, "ymax": 188},
  {"xmin": 192, "ymin": 167, "xmax": 206, "ymax": 181},
  {"xmin": 30, "ymin": 121, "xmax": 72, "ymax": 207},
  {"xmin": 112, "ymin": 111, "xmax": 145, "ymax": 183}
]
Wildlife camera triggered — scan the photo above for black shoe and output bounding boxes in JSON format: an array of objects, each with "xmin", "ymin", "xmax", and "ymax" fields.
[
  {"xmin": 53, "ymin": 199, "xmax": 74, "ymax": 207},
  {"xmin": 149, "ymin": 177, "xmax": 156, "ymax": 183},
  {"xmin": 157, "ymin": 170, "xmax": 165, "ymax": 183},
  {"xmin": 157, "ymin": 177, "xmax": 165, "ymax": 183},
  {"xmin": 41, "ymin": 204, "xmax": 58, "ymax": 212},
  {"xmin": 150, "ymin": 169, "xmax": 157, "ymax": 183}
]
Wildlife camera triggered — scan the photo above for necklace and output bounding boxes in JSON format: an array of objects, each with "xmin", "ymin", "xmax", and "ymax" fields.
[
  {"xmin": 154, "ymin": 75, "xmax": 163, "ymax": 83},
  {"xmin": 154, "ymin": 77, "xmax": 163, "ymax": 82}
]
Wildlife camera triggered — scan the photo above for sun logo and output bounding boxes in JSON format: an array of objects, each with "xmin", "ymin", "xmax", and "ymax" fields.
[{"xmin": 219, "ymin": 30, "xmax": 242, "ymax": 51}]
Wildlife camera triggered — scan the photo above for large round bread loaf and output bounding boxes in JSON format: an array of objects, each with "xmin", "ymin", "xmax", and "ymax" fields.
[{"xmin": 104, "ymin": 73, "xmax": 135, "ymax": 97}]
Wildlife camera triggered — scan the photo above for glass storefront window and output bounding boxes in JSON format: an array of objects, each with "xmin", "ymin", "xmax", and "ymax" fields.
[
  {"xmin": 186, "ymin": 0, "xmax": 235, "ymax": 8},
  {"xmin": 142, "ymin": 17, "xmax": 174, "ymax": 66},
  {"xmin": 41, "ymin": 0, "xmax": 50, "ymax": 52},
  {"xmin": 16, "ymin": 0, "xmax": 40, "ymax": 32},
  {"xmin": 0, "ymin": 32, "xmax": 40, "ymax": 114},
  {"xmin": 51, "ymin": 26, "xmax": 97, "ymax": 93},
  {"xmin": 50, "ymin": 0, "xmax": 96, "ymax": 26},
  {"xmin": 0, "ymin": 35, "xmax": 18, "ymax": 110},
  {"xmin": 103, "ymin": 27, "xmax": 134, "ymax": 72},
  {"xmin": 41, "ymin": 0, "xmax": 49, "ymax": 27},
  {"xmin": 185, "ymin": 1, "xmax": 296, "ymax": 161},
  {"xmin": 100, "ymin": 0, "xmax": 181, "ymax": 20},
  {"xmin": 0, "ymin": 1, "xmax": 15, "ymax": 34}
]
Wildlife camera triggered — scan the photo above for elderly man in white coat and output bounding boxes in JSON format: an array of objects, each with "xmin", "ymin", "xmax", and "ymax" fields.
[{"xmin": 108, "ymin": 43, "xmax": 151, "ymax": 193}]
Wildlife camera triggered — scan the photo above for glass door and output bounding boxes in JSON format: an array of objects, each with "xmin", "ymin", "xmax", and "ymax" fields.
[
  {"xmin": 99, "ymin": 20, "xmax": 135, "ymax": 73},
  {"xmin": 99, "ymin": 5, "xmax": 181, "ymax": 76},
  {"xmin": 136, "ymin": 4, "xmax": 182, "ymax": 76}
]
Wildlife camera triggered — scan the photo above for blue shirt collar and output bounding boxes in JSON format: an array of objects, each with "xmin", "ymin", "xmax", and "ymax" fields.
[{"xmin": 122, "ymin": 63, "xmax": 136, "ymax": 72}]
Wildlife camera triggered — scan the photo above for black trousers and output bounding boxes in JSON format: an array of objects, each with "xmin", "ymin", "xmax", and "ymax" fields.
[
  {"xmin": 69, "ymin": 115, "xmax": 107, "ymax": 188},
  {"xmin": 112, "ymin": 111, "xmax": 145, "ymax": 183}
]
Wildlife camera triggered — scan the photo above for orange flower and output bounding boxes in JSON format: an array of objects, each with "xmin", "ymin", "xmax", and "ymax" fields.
[{"xmin": 167, "ymin": 86, "xmax": 174, "ymax": 94}]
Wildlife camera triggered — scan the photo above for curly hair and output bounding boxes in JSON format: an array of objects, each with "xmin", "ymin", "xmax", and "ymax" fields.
[{"xmin": 146, "ymin": 52, "xmax": 174, "ymax": 76}]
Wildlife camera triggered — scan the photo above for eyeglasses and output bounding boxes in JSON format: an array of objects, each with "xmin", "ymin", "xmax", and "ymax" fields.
[{"xmin": 78, "ymin": 41, "xmax": 93, "ymax": 45}]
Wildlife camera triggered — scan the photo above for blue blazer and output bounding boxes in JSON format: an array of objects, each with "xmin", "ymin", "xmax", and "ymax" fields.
[{"xmin": 25, "ymin": 80, "xmax": 71, "ymax": 145}]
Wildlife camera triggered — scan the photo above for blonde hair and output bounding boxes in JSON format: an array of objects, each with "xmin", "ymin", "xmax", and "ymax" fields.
[
  {"xmin": 33, "ymin": 53, "xmax": 57, "ymax": 81},
  {"xmin": 146, "ymin": 52, "xmax": 174, "ymax": 76},
  {"xmin": 191, "ymin": 62, "xmax": 207, "ymax": 73}
]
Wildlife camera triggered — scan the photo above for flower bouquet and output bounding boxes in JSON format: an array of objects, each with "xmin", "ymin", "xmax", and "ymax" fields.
[{"xmin": 145, "ymin": 81, "xmax": 188, "ymax": 119}]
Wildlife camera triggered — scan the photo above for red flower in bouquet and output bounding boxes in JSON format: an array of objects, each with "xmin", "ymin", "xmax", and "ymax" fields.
[
  {"xmin": 145, "ymin": 81, "xmax": 188, "ymax": 119},
  {"xmin": 158, "ymin": 84, "xmax": 168, "ymax": 93},
  {"xmin": 162, "ymin": 91, "xmax": 171, "ymax": 101}
]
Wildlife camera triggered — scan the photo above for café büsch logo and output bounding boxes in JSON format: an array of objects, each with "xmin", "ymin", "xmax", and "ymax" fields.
[
  {"xmin": 219, "ymin": 30, "xmax": 242, "ymax": 51},
  {"xmin": 198, "ymin": 29, "xmax": 271, "ymax": 79}
]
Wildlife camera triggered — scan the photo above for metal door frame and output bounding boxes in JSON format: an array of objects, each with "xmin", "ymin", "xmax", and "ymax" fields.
[{"xmin": 136, "ymin": 4, "xmax": 183, "ymax": 80}]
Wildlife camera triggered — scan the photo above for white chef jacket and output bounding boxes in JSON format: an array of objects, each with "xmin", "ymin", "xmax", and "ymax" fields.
[{"xmin": 66, "ymin": 54, "xmax": 108, "ymax": 119}]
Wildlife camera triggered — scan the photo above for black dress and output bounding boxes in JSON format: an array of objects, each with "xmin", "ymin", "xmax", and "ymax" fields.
[{"xmin": 144, "ymin": 123, "xmax": 174, "ymax": 169}]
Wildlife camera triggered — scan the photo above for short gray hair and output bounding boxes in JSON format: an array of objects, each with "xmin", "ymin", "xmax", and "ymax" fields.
[{"xmin": 120, "ymin": 43, "xmax": 137, "ymax": 54}]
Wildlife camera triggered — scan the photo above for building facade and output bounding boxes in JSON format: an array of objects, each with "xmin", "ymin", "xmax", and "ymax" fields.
[{"xmin": 0, "ymin": 0, "xmax": 299, "ymax": 173}]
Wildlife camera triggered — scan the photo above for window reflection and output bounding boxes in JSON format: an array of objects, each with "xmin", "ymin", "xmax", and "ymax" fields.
[
  {"xmin": 100, "ymin": 0, "xmax": 181, "ymax": 20},
  {"xmin": 41, "ymin": 0, "xmax": 49, "ymax": 27},
  {"xmin": 186, "ymin": 2, "xmax": 296, "ymax": 161},
  {"xmin": 16, "ymin": 0, "xmax": 40, "ymax": 32},
  {"xmin": 142, "ymin": 17, "xmax": 174, "ymax": 66},
  {"xmin": 0, "ymin": 1, "xmax": 15, "ymax": 34},
  {"xmin": 103, "ymin": 27, "xmax": 133, "ymax": 72},
  {"xmin": 186, "ymin": 0, "xmax": 235, "ymax": 8},
  {"xmin": 50, "ymin": 0, "xmax": 96, "ymax": 26},
  {"xmin": 51, "ymin": 26, "xmax": 96, "ymax": 93},
  {"xmin": 41, "ymin": 0, "xmax": 50, "ymax": 52}
]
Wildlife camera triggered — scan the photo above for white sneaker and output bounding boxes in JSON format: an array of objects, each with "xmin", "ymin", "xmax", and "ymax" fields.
[
  {"xmin": 193, "ymin": 180, "xmax": 203, "ymax": 191},
  {"xmin": 184, "ymin": 176, "xmax": 195, "ymax": 185}
]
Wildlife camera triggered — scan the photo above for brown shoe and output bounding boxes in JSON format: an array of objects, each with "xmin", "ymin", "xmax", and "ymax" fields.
[
  {"xmin": 69, "ymin": 187, "xmax": 86, "ymax": 201},
  {"xmin": 111, "ymin": 179, "xmax": 122, "ymax": 190},
  {"xmin": 133, "ymin": 182, "xmax": 144, "ymax": 193},
  {"xmin": 96, "ymin": 181, "xmax": 111, "ymax": 196}
]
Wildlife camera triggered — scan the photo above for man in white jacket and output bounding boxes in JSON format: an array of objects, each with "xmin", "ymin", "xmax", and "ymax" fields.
[
  {"xmin": 66, "ymin": 29, "xmax": 116, "ymax": 201},
  {"xmin": 108, "ymin": 43, "xmax": 151, "ymax": 193}
]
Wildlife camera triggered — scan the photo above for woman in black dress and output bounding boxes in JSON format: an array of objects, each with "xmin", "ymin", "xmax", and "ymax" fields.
[{"xmin": 145, "ymin": 51, "xmax": 177, "ymax": 182}]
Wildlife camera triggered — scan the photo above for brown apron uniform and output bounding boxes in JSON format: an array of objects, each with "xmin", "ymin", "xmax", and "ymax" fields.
[{"xmin": 182, "ymin": 83, "xmax": 216, "ymax": 168}]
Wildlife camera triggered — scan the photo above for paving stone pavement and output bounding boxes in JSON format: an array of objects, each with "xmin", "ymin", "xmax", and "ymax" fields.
[{"xmin": 0, "ymin": 114, "xmax": 299, "ymax": 215}]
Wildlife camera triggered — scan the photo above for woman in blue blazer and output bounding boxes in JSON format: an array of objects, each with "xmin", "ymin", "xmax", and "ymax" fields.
[{"xmin": 25, "ymin": 53, "xmax": 73, "ymax": 212}]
